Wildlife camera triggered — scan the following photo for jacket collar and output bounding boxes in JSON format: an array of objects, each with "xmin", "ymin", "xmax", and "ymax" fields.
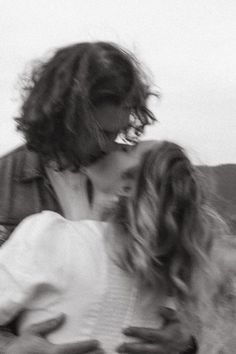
[{"xmin": 16, "ymin": 146, "xmax": 45, "ymax": 182}]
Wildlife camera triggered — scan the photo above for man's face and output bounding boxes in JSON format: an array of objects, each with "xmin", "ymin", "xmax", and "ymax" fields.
[
  {"xmin": 79, "ymin": 103, "xmax": 131, "ymax": 166},
  {"xmin": 85, "ymin": 140, "xmax": 158, "ymax": 197}
]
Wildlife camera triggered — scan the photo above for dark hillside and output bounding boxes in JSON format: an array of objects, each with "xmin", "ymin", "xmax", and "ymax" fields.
[{"xmin": 198, "ymin": 164, "xmax": 236, "ymax": 234}]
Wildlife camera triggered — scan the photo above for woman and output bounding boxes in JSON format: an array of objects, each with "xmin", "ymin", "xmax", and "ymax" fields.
[
  {"xmin": 109, "ymin": 141, "xmax": 236, "ymax": 354},
  {"xmin": 0, "ymin": 141, "xmax": 235, "ymax": 353}
]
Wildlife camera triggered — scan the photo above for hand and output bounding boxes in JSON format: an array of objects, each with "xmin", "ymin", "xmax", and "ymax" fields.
[
  {"xmin": 116, "ymin": 307, "xmax": 194, "ymax": 354},
  {"xmin": 5, "ymin": 314, "xmax": 104, "ymax": 354}
]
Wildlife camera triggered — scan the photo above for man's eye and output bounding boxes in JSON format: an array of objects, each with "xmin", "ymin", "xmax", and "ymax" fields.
[
  {"xmin": 104, "ymin": 131, "xmax": 117, "ymax": 140},
  {"xmin": 123, "ymin": 105, "xmax": 131, "ymax": 109}
]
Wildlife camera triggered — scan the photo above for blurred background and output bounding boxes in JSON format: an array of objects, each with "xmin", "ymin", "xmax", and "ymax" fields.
[{"xmin": 1, "ymin": 0, "xmax": 236, "ymax": 165}]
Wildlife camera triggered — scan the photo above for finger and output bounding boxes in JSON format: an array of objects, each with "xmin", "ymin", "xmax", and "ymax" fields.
[
  {"xmin": 123, "ymin": 324, "xmax": 187, "ymax": 344},
  {"xmin": 26, "ymin": 314, "xmax": 65, "ymax": 336},
  {"xmin": 159, "ymin": 307, "xmax": 179, "ymax": 324},
  {"xmin": 122, "ymin": 326, "xmax": 156, "ymax": 342},
  {"xmin": 56, "ymin": 339, "xmax": 101, "ymax": 354},
  {"xmin": 123, "ymin": 327, "xmax": 168, "ymax": 342},
  {"xmin": 116, "ymin": 342, "xmax": 167, "ymax": 354}
]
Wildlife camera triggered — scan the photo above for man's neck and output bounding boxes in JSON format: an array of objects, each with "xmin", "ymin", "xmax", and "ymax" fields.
[{"xmin": 45, "ymin": 168, "xmax": 93, "ymax": 221}]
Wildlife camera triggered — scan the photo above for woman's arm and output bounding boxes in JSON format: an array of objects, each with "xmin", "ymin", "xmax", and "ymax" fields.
[
  {"xmin": 0, "ymin": 211, "xmax": 67, "ymax": 325},
  {"xmin": 0, "ymin": 212, "xmax": 102, "ymax": 354}
]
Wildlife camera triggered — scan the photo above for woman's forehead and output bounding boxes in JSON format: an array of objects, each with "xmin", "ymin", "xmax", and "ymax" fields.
[
  {"xmin": 120, "ymin": 140, "xmax": 160, "ymax": 173},
  {"xmin": 130, "ymin": 140, "xmax": 160, "ymax": 156}
]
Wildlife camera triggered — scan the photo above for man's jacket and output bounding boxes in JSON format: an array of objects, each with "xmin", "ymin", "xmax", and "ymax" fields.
[{"xmin": 0, "ymin": 145, "xmax": 63, "ymax": 244}]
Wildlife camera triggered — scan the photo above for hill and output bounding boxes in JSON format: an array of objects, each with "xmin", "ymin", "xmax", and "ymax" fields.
[{"xmin": 198, "ymin": 164, "xmax": 236, "ymax": 234}]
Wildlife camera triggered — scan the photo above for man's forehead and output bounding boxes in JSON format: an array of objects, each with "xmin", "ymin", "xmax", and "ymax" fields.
[{"xmin": 93, "ymin": 104, "xmax": 130, "ymax": 132}]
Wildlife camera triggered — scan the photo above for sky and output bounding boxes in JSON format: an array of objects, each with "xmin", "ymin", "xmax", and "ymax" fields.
[{"xmin": 1, "ymin": 0, "xmax": 236, "ymax": 165}]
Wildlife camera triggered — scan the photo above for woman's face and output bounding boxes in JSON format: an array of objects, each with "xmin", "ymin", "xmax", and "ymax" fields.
[{"xmin": 85, "ymin": 140, "xmax": 159, "ymax": 197}]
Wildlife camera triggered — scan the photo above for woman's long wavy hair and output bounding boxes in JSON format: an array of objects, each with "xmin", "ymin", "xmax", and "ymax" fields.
[
  {"xmin": 112, "ymin": 141, "xmax": 227, "ymax": 307},
  {"xmin": 16, "ymin": 42, "xmax": 157, "ymax": 170}
]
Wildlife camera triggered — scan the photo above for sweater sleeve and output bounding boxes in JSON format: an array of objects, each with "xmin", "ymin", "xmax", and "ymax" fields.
[{"xmin": 0, "ymin": 211, "xmax": 68, "ymax": 325}]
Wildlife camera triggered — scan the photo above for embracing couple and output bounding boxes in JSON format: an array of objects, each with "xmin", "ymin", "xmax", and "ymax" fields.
[{"xmin": 0, "ymin": 41, "xmax": 235, "ymax": 354}]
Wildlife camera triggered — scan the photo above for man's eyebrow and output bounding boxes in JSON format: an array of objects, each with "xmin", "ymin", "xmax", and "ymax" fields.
[{"xmin": 121, "ymin": 166, "xmax": 139, "ymax": 179}]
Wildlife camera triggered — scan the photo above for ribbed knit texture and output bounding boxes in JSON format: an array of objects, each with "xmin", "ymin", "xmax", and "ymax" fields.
[{"xmin": 89, "ymin": 259, "xmax": 163, "ymax": 353}]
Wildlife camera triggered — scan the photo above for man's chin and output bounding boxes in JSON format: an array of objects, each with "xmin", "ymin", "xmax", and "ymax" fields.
[{"xmin": 81, "ymin": 152, "xmax": 107, "ymax": 167}]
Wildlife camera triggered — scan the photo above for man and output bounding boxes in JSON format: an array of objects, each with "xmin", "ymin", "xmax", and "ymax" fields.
[{"xmin": 0, "ymin": 42, "xmax": 196, "ymax": 353}]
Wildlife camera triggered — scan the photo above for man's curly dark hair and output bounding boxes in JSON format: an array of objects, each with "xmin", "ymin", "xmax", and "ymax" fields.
[{"xmin": 16, "ymin": 42, "xmax": 157, "ymax": 170}]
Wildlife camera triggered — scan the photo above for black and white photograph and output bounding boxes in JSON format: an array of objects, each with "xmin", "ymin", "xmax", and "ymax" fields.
[{"xmin": 0, "ymin": 1, "xmax": 236, "ymax": 353}]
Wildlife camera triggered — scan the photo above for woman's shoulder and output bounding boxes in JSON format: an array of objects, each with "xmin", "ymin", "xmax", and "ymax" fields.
[
  {"xmin": 0, "ymin": 212, "xmax": 71, "ymax": 270},
  {"xmin": 18, "ymin": 210, "xmax": 64, "ymax": 223},
  {"xmin": 31, "ymin": 213, "xmax": 108, "ymax": 243},
  {"xmin": 17, "ymin": 210, "xmax": 67, "ymax": 233},
  {"xmin": 6, "ymin": 211, "xmax": 68, "ymax": 249}
]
